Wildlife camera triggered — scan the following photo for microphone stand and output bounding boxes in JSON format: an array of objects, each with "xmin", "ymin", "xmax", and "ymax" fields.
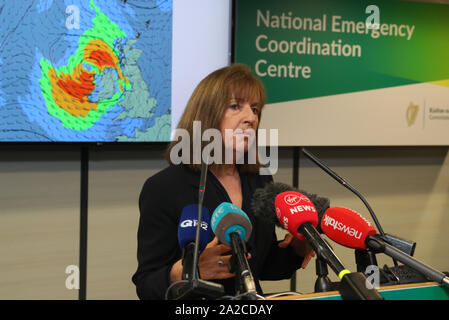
[
  {"xmin": 300, "ymin": 223, "xmax": 383, "ymax": 300},
  {"xmin": 227, "ymin": 233, "xmax": 258, "ymax": 300},
  {"xmin": 301, "ymin": 148, "xmax": 416, "ymax": 260},
  {"xmin": 314, "ymin": 257, "xmax": 334, "ymax": 292},
  {"xmin": 174, "ymin": 157, "xmax": 225, "ymax": 300},
  {"xmin": 315, "ymin": 237, "xmax": 335, "ymax": 292},
  {"xmin": 367, "ymin": 235, "xmax": 449, "ymax": 288},
  {"xmin": 302, "ymin": 148, "xmax": 384, "ymax": 235},
  {"xmin": 355, "ymin": 249, "xmax": 391, "ymax": 285},
  {"xmin": 191, "ymin": 160, "xmax": 209, "ymax": 280}
]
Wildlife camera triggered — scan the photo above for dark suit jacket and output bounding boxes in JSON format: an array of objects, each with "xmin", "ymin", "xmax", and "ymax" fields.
[{"xmin": 132, "ymin": 164, "xmax": 303, "ymax": 300}]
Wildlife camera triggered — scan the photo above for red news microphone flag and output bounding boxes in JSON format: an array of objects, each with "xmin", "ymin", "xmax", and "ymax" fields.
[
  {"xmin": 274, "ymin": 191, "xmax": 319, "ymax": 240},
  {"xmin": 321, "ymin": 207, "xmax": 377, "ymax": 250}
]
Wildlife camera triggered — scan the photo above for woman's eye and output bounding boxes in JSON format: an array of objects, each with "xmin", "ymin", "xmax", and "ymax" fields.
[
  {"xmin": 251, "ymin": 107, "xmax": 259, "ymax": 115},
  {"xmin": 230, "ymin": 104, "xmax": 239, "ymax": 110}
]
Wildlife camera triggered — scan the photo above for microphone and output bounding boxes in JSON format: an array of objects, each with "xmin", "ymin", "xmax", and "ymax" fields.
[
  {"xmin": 253, "ymin": 182, "xmax": 333, "ymax": 292},
  {"xmin": 252, "ymin": 183, "xmax": 383, "ymax": 300},
  {"xmin": 191, "ymin": 159, "xmax": 209, "ymax": 280},
  {"xmin": 169, "ymin": 155, "xmax": 225, "ymax": 300},
  {"xmin": 177, "ymin": 204, "xmax": 211, "ymax": 281},
  {"xmin": 252, "ymin": 183, "xmax": 346, "ymax": 275},
  {"xmin": 301, "ymin": 148, "xmax": 416, "ymax": 257},
  {"xmin": 274, "ymin": 190, "xmax": 350, "ymax": 279},
  {"xmin": 322, "ymin": 207, "xmax": 449, "ymax": 288},
  {"xmin": 171, "ymin": 204, "xmax": 224, "ymax": 300},
  {"xmin": 252, "ymin": 182, "xmax": 330, "ymax": 233},
  {"xmin": 211, "ymin": 202, "xmax": 257, "ymax": 298},
  {"xmin": 321, "ymin": 207, "xmax": 377, "ymax": 250}
]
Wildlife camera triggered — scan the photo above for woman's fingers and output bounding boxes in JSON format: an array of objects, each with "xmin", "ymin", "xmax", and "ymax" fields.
[
  {"xmin": 278, "ymin": 233, "xmax": 294, "ymax": 248},
  {"xmin": 198, "ymin": 237, "xmax": 253, "ymax": 280}
]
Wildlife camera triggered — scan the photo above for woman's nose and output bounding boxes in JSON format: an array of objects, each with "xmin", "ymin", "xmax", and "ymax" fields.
[{"xmin": 241, "ymin": 103, "xmax": 257, "ymax": 125}]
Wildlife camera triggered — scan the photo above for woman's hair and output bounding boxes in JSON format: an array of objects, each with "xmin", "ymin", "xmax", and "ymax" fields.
[{"xmin": 166, "ymin": 64, "xmax": 266, "ymax": 173}]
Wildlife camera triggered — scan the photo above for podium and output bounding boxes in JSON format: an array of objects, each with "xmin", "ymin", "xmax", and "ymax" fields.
[{"xmin": 266, "ymin": 282, "xmax": 449, "ymax": 300}]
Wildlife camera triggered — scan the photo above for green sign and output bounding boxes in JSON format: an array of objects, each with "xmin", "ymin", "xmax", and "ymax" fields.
[{"xmin": 235, "ymin": 0, "xmax": 449, "ymax": 104}]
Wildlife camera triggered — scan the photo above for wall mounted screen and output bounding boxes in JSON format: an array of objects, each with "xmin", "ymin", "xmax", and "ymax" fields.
[{"xmin": 0, "ymin": 0, "xmax": 231, "ymax": 142}]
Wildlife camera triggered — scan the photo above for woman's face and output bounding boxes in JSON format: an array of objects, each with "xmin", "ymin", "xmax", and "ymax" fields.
[{"xmin": 219, "ymin": 95, "xmax": 260, "ymax": 156}]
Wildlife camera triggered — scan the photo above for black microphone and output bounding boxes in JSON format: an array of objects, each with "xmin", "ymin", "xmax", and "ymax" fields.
[
  {"xmin": 177, "ymin": 205, "xmax": 211, "ymax": 281},
  {"xmin": 169, "ymin": 156, "xmax": 225, "ymax": 300},
  {"xmin": 302, "ymin": 148, "xmax": 385, "ymax": 235},
  {"xmin": 169, "ymin": 204, "xmax": 225, "ymax": 300},
  {"xmin": 191, "ymin": 159, "xmax": 209, "ymax": 280},
  {"xmin": 301, "ymin": 148, "xmax": 416, "ymax": 258},
  {"xmin": 251, "ymin": 181, "xmax": 330, "ymax": 233}
]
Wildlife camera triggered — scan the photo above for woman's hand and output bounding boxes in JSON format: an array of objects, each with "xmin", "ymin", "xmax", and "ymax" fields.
[
  {"xmin": 170, "ymin": 237, "xmax": 252, "ymax": 283},
  {"xmin": 198, "ymin": 237, "xmax": 236, "ymax": 280},
  {"xmin": 278, "ymin": 233, "xmax": 316, "ymax": 269}
]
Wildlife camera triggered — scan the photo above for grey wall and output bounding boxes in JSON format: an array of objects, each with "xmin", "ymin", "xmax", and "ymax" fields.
[
  {"xmin": 0, "ymin": 145, "xmax": 447, "ymax": 299},
  {"xmin": 262, "ymin": 146, "xmax": 449, "ymax": 294}
]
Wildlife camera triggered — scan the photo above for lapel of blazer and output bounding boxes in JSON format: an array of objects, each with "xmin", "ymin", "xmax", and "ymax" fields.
[{"xmin": 181, "ymin": 164, "xmax": 275, "ymax": 261}]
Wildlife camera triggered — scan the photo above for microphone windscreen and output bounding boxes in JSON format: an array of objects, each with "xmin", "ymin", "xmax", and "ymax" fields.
[
  {"xmin": 211, "ymin": 202, "xmax": 252, "ymax": 247},
  {"xmin": 274, "ymin": 191, "xmax": 319, "ymax": 240},
  {"xmin": 177, "ymin": 204, "xmax": 210, "ymax": 252},
  {"xmin": 321, "ymin": 207, "xmax": 377, "ymax": 250},
  {"xmin": 251, "ymin": 182, "xmax": 330, "ymax": 232}
]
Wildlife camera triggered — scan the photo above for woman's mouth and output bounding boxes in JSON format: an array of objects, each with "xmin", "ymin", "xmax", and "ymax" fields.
[{"xmin": 233, "ymin": 129, "xmax": 255, "ymax": 138}]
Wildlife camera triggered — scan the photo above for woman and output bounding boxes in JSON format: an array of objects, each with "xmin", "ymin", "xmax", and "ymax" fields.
[{"xmin": 132, "ymin": 64, "xmax": 314, "ymax": 300}]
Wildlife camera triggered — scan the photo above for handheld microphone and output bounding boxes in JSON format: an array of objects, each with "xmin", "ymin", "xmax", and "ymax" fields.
[
  {"xmin": 177, "ymin": 204, "xmax": 211, "ymax": 281},
  {"xmin": 252, "ymin": 183, "xmax": 383, "ymax": 299},
  {"xmin": 320, "ymin": 206, "xmax": 382, "ymax": 276},
  {"xmin": 252, "ymin": 182, "xmax": 330, "ymax": 233},
  {"xmin": 322, "ymin": 207, "xmax": 449, "ymax": 288},
  {"xmin": 274, "ymin": 191, "xmax": 351, "ymax": 279},
  {"xmin": 252, "ymin": 182, "xmax": 347, "ymax": 277},
  {"xmin": 211, "ymin": 202, "xmax": 257, "ymax": 298}
]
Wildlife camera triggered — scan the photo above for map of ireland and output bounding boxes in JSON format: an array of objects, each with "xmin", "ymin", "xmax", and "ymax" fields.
[{"xmin": 0, "ymin": 0, "xmax": 172, "ymax": 141}]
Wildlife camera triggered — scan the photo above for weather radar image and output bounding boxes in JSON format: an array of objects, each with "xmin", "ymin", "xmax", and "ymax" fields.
[{"xmin": 0, "ymin": 0, "xmax": 172, "ymax": 142}]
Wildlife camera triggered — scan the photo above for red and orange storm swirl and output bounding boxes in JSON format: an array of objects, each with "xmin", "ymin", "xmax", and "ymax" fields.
[{"xmin": 47, "ymin": 39, "xmax": 129, "ymax": 117}]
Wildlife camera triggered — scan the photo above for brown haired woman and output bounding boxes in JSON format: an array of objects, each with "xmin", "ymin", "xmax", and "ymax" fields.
[{"xmin": 132, "ymin": 64, "xmax": 314, "ymax": 300}]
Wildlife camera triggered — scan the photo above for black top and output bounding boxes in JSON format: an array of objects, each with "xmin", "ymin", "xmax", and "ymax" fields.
[{"xmin": 132, "ymin": 164, "xmax": 304, "ymax": 300}]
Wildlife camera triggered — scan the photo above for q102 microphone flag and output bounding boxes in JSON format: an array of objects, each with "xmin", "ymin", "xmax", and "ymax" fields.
[{"xmin": 177, "ymin": 204, "xmax": 210, "ymax": 252}]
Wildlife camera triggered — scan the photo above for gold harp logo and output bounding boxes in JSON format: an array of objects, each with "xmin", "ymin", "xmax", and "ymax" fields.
[{"xmin": 406, "ymin": 102, "xmax": 419, "ymax": 127}]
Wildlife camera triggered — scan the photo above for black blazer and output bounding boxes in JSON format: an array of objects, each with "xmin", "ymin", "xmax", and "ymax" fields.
[{"xmin": 132, "ymin": 164, "xmax": 303, "ymax": 300}]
